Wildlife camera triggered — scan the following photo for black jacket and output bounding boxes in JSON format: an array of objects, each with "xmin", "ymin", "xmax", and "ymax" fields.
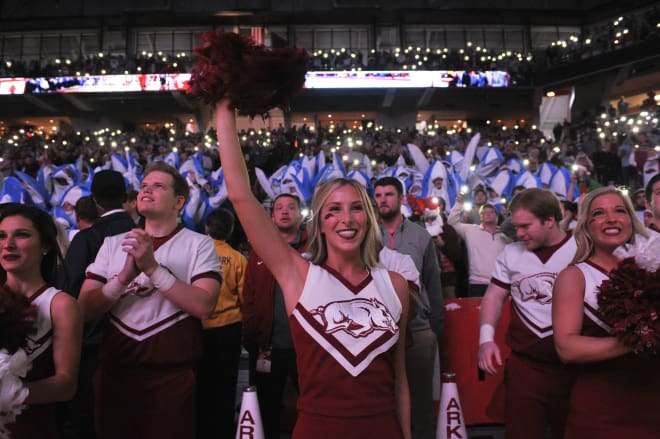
[{"xmin": 57, "ymin": 210, "xmax": 136, "ymax": 345}]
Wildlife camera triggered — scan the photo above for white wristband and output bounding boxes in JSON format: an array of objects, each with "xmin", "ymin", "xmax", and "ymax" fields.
[
  {"xmin": 479, "ymin": 324, "xmax": 496, "ymax": 345},
  {"xmin": 150, "ymin": 265, "xmax": 177, "ymax": 291},
  {"xmin": 102, "ymin": 276, "xmax": 127, "ymax": 300}
]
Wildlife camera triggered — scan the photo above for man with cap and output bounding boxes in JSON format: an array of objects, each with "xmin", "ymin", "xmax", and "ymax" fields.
[{"xmin": 58, "ymin": 169, "xmax": 136, "ymax": 439}]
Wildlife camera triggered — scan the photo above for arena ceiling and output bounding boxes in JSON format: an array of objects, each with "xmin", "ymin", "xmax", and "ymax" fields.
[{"xmin": 0, "ymin": 0, "xmax": 657, "ymax": 28}]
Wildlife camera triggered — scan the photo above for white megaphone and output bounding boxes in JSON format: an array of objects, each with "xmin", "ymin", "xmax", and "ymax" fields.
[
  {"xmin": 235, "ymin": 386, "xmax": 265, "ymax": 439},
  {"xmin": 436, "ymin": 372, "xmax": 468, "ymax": 439}
]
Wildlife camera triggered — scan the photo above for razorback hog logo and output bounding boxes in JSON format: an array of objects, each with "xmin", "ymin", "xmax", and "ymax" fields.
[
  {"xmin": 123, "ymin": 274, "xmax": 157, "ymax": 298},
  {"xmin": 311, "ymin": 298, "xmax": 397, "ymax": 338},
  {"xmin": 512, "ymin": 273, "xmax": 556, "ymax": 304}
]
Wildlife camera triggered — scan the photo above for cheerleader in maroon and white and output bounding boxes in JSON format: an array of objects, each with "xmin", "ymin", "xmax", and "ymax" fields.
[
  {"xmin": 216, "ymin": 100, "xmax": 411, "ymax": 439},
  {"xmin": 0, "ymin": 204, "xmax": 82, "ymax": 439},
  {"xmin": 79, "ymin": 162, "xmax": 222, "ymax": 439},
  {"xmin": 477, "ymin": 188, "xmax": 577, "ymax": 439},
  {"xmin": 553, "ymin": 187, "xmax": 660, "ymax": 439}
]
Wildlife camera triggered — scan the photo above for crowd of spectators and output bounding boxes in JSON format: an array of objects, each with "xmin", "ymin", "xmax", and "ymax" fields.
[
  {"xmin": 0, "ymin": 8, "xmax": 656, "ymax": 82},
  {"xmin": 0, "ymin": 51, "xmax": 193, "ymax": 78},
  {"xmin": 1, "ymin": 100, "xmax": 657, "ymax": 199},
  {"xmin": 310, "ymin": 45, "xmax": 532, "ymax": 70},
  {"xmin": 544, "ymin": 6, "xmax": 660, "ymax": 66},
  {"xmin": 0, "ymin": 45, "xmax": 533, "ymax": 80}
]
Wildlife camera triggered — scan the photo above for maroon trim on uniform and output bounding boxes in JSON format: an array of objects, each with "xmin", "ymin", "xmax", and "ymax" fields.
[
  {"xmin": 581, "ymin": 262, "xmax": 612, "ymax": 326},
  {"xmin": 321, "ymin": 264, "xmax": 373, "ymax": 295},
  {"xmin": 191, "ymin": 271, "xmax": 223, "ymax": 284},
  {"xmin": 108, "ymin": 310, "xmax": 186, "ymax": 336},
  {"xmin": 407, "ymin": 280, "xmax": 419, "ymax": 293},
  {"xmin": 27, "ymin": 329, "xmax": 53, "ymax": 347},
  {"xmin": 532, "ymin": 231, "xmax": 572, "ymax": 264},
  {"xmin": 511, "ymin": 300, "xmax": 552, "ymax": 334},
  {"xmin": 152, "ymin": 225, "xmax": 184, "ymax": 251},
  {"xmin": 295, "ymin": 303, "xmax": 398, "ymax": 367},
  {"xmin": 583, "ymin": 300, "xmax": 604, "ymax": 320},
  {"xmin": 85, "ymin": 272, "xmax": 107, "ymax": 283},
  {"xmin": 584, "ymin": 260, "xmax": 610, "ymax": 276},
  {"xmin": 27, "ymin": 284, "xmax": 49, "ymax": 302},
  {"xmin": 491, "ymin": 277, "xmax": 510, "ymax": 290},
  {"xmin": 583, "ymin": 298, "xmax": 615, "ymax": 329},
  {"xmin": 23, "ymin": 286, "xmax": 54, "ymax": 355}
]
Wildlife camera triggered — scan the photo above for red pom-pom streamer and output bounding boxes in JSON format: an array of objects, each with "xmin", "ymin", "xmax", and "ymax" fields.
[
  {"xmin": 597, "ymin": 257, "xmax": 660, "ymax": 356},
  {"xmin": 188, "ymin": 31, "xmax": 310, "ymax": 118}
]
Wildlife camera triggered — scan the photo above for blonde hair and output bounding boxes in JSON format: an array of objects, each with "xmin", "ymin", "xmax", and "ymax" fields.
[
  {"xmin": 306, "ymin": 178, "xmax": 380, "ymax": 267},
  {"xmin": 572, "ymin": 186, "xmax": 648, "ymax": 264}
]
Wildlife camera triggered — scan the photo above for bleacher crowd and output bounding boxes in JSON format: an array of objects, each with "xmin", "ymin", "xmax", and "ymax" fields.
[
  {"xmin": 0, "ymin": 7, "xmax": 657, "ymax": 81},
  {"xmin": 544, "ymin": 6, "xmax": 660, "ymax": 66},
  {"xmin": 1, "ymin": 99, "xmax": 658, "ymax": 245}
]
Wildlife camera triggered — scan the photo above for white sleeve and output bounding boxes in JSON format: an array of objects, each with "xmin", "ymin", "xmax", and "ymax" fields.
[
  {"xmin": 190, "ymin": 235, "xmax": 222, "ymax": 281},
  {"xmin": 490, "ymin": 245, "xmax": 512, "ymax": 285},
  {"xmin": 85, "ymin": 235, "xmax": 115, "ymax": 281},
  {"xmin": 379, "ymin": 247, "xmax": 421, "ymax": 289},
  {"xmin": 447, "ymin": 202, "xmax": 468, "ymax": 238}
]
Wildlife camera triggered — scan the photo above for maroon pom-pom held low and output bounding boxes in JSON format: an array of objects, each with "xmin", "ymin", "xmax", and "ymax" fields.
[{"xmin": 187, "ymin": 30, "xmax": 310, "ymax": 118}]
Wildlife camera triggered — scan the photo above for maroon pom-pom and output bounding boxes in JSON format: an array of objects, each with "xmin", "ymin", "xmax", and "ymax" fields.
[
  {"xmin": 597, "ymin": 257, "xmax": 660, "ymax": 356},
  {"xmin": 188, "ymin": 31, "xmax": 310, "ymax": 117},
  {"xmin": 0, "ymin": 286, "xmax": 37, "ymax": 354}
]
